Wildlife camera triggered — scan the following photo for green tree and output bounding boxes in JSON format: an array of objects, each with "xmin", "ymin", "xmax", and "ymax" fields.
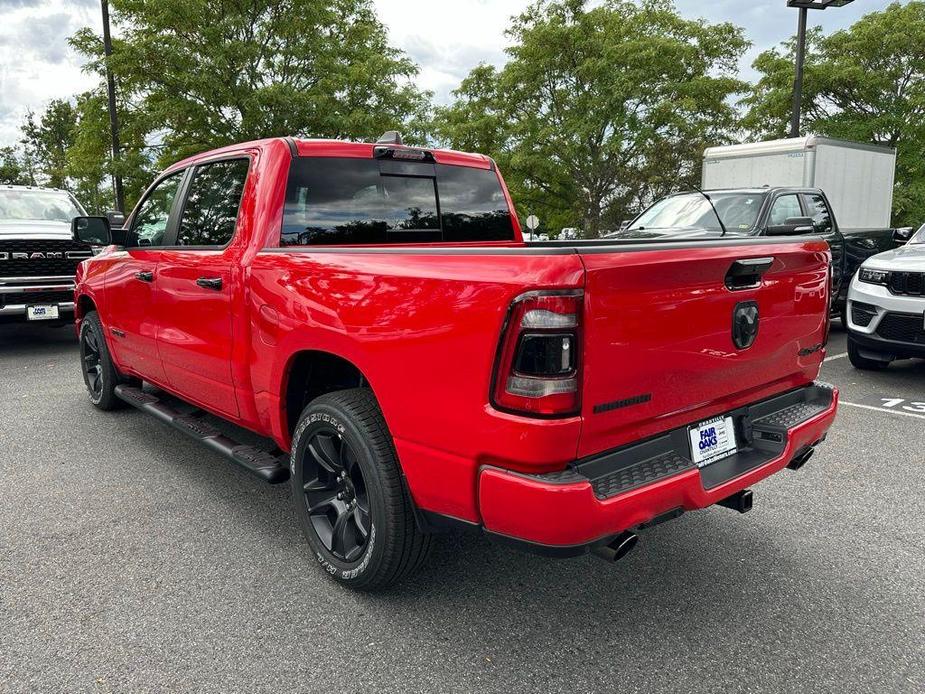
[
  {"xmin": 433, "ymin": 0, "xmax": 748, "ymax": 237},
  {"xmin": 70, "ymin": 0, "xmax": 431, "ymax": 169},
  {"xmin": 65, "ymin": 89, "xmax": 153, "ymax": 213},
  {"xmin": 0, "ymin": 147, "xmax": 28, "ymax": 186},
  {"xmin": 744, "ymin": 1, "xmax": 925, "ymax": 226},
  {"xmin": 20, "ymin": 100, "xmax": 78, "ymax": 189},
  {"xmin": 432, "ymin": 64, "xmax": 509, "ymax": 157},
  {"xmin": 740, "ymin": 28, "xmax": 826, "ymax": 141},
  {"xmin": 10, "ymin": 94, "xmax": 149, "ymax": 213}
]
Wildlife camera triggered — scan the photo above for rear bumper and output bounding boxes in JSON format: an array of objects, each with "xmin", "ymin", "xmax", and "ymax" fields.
[{"xmin": 478, "ymin": 382, "xmax": 838, "ymax": 552}]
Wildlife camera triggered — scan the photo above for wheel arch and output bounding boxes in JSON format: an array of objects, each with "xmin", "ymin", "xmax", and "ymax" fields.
[
  {"xmin": 281, "ymin": 349, "xmax": 379, "ymax": 440},
  {"xmin": 75, "ymin": 293, "xmax": 97, "ymax": 321}
]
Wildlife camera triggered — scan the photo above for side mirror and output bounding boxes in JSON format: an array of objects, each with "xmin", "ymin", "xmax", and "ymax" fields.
[
  {"xmin": 106, "ymin": 210, "xmax": 126, "ymax": 229},
  {"xmin": 72, "ymin": 216, "xmax": 112, "ymax": 246},
  {"xmin": 893, "ymin": 227, "xmax": 914, "ymax": 245},
  {"xmin": 766, "ymin": 216, "xmax": 815, "ymax": 236}
]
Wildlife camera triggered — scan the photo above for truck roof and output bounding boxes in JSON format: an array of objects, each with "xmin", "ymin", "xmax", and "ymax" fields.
[
  {"xmin": 705, "ymin": 136, "xmax": 896, "ymax": 159},
  {"xmin": 166, "ymin": 137, "xmax": 494, "ymax": 173},
  {"xmin": 668, "ymin": 186, "xmax": 821, "ymax": 196},
  {"xmin": 0, "ymin": 184, "xmax": 68, "ymax": 193}
]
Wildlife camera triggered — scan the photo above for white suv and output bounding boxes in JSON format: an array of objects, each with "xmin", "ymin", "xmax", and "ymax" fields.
[{"xmin": 846, "ymin": 224, "xmax": 925, "ymax": 369}]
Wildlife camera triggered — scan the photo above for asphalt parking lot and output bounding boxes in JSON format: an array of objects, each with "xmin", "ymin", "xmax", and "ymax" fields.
[{"xmin": 1, "ymin": 324, "xmax": 922, "ymax": 693}]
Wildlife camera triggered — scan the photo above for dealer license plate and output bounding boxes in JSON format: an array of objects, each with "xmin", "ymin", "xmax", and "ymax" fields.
[
  {"xmin": 26, "ymin": 305, "xmax": 59, "ymax": 321},
  {"xmin": 689, "ymin": 416, "xmax": 738, "ymax": 468}
]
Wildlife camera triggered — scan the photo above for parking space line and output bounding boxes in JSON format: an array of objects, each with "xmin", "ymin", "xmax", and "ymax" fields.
[
  {"xmin": 841, "ymin": 401, "xmax": 925, "ymax": 421},
  {"xmin": 824, "ymin": 352, "xmax": 848, "ymax": 363}
]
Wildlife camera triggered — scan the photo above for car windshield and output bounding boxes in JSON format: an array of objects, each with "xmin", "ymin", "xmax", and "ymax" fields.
[
  {"xmin": 0, "ymin": 189, "xmax": 82, "ymax": 223},
  {"xmin": 629, "ymin": 193, "xmax": 765, "ymax": 233},
  {"xmin": 910, "ymin": 223, "xmax": 925, "ymax": 244}
]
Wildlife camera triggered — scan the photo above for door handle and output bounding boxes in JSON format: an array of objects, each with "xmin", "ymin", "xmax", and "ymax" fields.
[
  {"xmin": 196, "ymin": 277, "xmax": 223, "ymax": 291},
  {"xmin": 134, "ymin": 271, "xmax": 154, "ymax": 283}
]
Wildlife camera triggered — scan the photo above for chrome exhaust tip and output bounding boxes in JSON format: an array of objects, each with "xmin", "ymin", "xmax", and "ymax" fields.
[{"xmin": 591, "ymin": 531, "xmax": 638, "ymax": 563}]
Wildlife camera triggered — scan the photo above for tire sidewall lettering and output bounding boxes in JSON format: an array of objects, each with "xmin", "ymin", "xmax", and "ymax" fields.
[
  {"xmin": 313, "ymin": 525, "xmax": 376, "ymax": 580},
  {"xmin": 293, "ymin": 410, "xmax": 376, "ymax": 581}
]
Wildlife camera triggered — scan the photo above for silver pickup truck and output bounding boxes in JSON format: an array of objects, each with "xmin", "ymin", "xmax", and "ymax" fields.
[{"xmin": 0, "ymin": 185, "xmax": 95, "ymax": 323}]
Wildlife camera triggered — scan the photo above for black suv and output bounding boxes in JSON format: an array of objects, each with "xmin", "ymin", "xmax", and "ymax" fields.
[{"xmin": 609, "ymin": 187, "xmax": 898, "ymax": 323}]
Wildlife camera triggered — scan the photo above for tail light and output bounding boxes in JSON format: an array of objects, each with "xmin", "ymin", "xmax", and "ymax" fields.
[{"xmin": 491, "ymin": 290, "xmax": 583, "ymax": 418}]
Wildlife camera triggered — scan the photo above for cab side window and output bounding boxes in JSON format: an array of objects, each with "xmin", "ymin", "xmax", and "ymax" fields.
[
  {"xmin": 177, "ymin": 159, "xmax": 250, "ymax": 247},
  {"xmin": 803, "ymin": 193, "xmax": 834, "ymax": 234},
  {"xmin": 769, "ymin": 195, "xmax": 803, "ymax": 226},
  {"xmin": 131, "ymin": 172, "xmax": 184, "ymax": 247}
]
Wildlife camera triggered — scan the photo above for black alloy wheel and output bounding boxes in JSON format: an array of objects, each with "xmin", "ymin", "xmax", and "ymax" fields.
[
  {"xmin": 81, "ymin": 324, "xmax": 104, "ymax": 402},
  {"xmin": 290, "ymin": 388, "xmax": 432, "ymax": 590},
  {"xmin": 79, "ymin": 310, "xmax": 135, "ymax": 410},
  {"xmin": 299, "ymin": 429, "xmax": 371, "ymax": 562}
]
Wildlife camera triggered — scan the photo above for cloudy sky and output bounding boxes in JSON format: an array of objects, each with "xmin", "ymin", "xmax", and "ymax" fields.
[{"xmin": 0, "ymin": 0, "xmax": 904, "ymax": 147}]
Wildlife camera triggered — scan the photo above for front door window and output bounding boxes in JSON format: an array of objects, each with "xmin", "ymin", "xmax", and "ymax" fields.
[{"xmin": 131, "ymin": 173, "xmax": 184, "ymax": 247}]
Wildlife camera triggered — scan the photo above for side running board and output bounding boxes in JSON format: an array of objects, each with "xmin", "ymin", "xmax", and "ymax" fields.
[{"xmin": 114, "ymin": 385, "xmax": 290, "ymax": 484}]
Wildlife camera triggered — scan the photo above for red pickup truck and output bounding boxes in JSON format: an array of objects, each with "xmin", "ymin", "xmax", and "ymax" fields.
[{"xmin": 72, "ymin": 135, "xmax": 839, "ymax": 590}]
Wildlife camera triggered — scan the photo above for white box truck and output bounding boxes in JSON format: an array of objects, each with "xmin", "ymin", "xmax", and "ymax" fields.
[{"xmin": 702, "ymin": 137, "xmax": 896, "ymax": 232}]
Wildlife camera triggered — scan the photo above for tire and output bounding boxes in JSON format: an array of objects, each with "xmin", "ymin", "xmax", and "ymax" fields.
[
  {"xmin": 79, "ymin": 310, "xmax": 131, "ymax": 410},
  {"xmin": 838, "ymin": 304, "xmax": 849, "ymax": 331},
  {"xmin": 290, "ymin": 388, "xmax": 431, "ymax": 591},
  {"xmin": 848, "ymin": 336, "xmax": 890, "ymax": 371}
]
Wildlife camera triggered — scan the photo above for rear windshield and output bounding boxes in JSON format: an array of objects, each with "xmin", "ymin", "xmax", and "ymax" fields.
[{"xmin": 280, "ymin": 157, "xmax": 514, "ymax": 245}]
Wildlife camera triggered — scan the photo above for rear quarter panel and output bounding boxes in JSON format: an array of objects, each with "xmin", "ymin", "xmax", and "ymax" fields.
[{"xmin": 249, "ymin": 249, "xmax": 585, "ymax": 522}]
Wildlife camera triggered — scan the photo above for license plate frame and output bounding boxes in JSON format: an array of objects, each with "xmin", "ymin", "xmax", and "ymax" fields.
[
  {"xmin": 26, "ymin": 305, "xmax": 60, "ymax": 321},
  {"xmin": 689, "ymin": 416, "xmax": 738, "ymax": 468}
]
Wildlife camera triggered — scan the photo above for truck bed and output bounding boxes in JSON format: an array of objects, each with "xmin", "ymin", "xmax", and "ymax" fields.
[{"xmin": 249, "ymin": 234, "xmax": 831, "ymax": 520}]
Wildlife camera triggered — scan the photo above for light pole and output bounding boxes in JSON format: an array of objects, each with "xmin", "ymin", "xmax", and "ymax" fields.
[
  {"xmin": 101, "ymin": 0, "xmax": 125, "ymax": 213},
  {"xmin": 787, "ymin": 0, "xmax": 854, "ymax": 139}
]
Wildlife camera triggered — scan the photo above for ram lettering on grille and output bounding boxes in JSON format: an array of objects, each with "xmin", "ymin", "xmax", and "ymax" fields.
[{"xmin": 0, "ymin": 241, "xmax": 92, "ymax": 277}]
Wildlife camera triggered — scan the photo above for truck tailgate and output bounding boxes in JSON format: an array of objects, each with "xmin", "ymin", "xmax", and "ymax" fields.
[{"xmin": 577, "ymin": 239, "xmax": 830, "ymax": 459}]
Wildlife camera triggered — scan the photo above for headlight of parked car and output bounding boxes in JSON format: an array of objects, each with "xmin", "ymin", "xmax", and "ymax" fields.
[{"xmin": 859, "ymin": 267, "xmax": 891, "ymax": 285}]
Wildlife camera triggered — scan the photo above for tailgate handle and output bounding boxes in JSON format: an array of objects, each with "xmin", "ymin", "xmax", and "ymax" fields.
[
  {"xmin": 196, "ymin": 277, "xmax": 223, "ymax": 291},
  {"xmin": 725, "ymin": 257, "xmax": 774, "ymax": 291}
]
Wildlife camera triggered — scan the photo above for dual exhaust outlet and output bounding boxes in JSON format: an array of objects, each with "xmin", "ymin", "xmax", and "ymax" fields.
[
  {"xmin": 590, "ymin": 445, "xmax": 815, "ymax": 564},
  {"xmin": 590, "ymin": 488, "xmax": 753, "ymax": 564},
  {"xmin": 590, "ymin": 488, "xmax": 754, "ymax": 564}
]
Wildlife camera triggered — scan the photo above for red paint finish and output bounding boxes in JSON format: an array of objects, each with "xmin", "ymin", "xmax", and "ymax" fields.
[
  {"xmin": 577, "ymin": 243, "xmax": 831, "ymax": 458},
  {"xmin": 247, "ymin": 250, "xmax": 586, "ymax": 521},
  {"xmin": 75, "ymin": 136, "xmax": 839, "ymax": 541},
  {"xmin": 155, "ymin": 249, "xmax": 239, "ymax": 418},
  {"xmin": 479, "ymin": 388, "xmax": 839, "ymax": 547},
  {"xmin": 99, "ymin": 249, "xmax": 167, "ymax": 384}
]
